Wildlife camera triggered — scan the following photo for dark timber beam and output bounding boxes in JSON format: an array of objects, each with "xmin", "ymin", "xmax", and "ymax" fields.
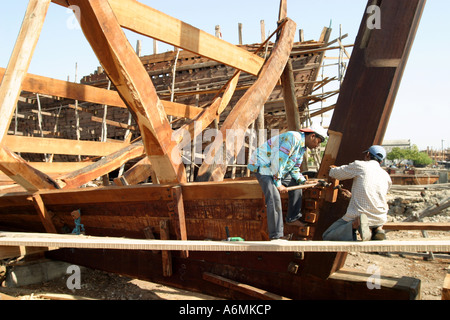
[{"xmin": 301, "ymin": 0, "xmax": 427, "ymax": 279}]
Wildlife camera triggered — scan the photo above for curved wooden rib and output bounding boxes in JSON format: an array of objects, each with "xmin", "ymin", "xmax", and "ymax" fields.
[{"xmin": 196, "ymin": 18, "xmax": 297, "ymax": 182}]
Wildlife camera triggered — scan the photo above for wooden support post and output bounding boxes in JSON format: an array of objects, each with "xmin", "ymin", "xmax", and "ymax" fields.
[
  {"xmin": 159, "ymin": 219, "xmax": 172, "ymax": 277},
  {"xmin": 31, "ymin": 193, "xmax": 57, "ymax": 233},
  {"xmin": 0, "ymin": 0, "xmax": 51, "ymax": 144},
  {"xmin": 168, "ymin": 186, "xmax": 188, "ymax": 258}
]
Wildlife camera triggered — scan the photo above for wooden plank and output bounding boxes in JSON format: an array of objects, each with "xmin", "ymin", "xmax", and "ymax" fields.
[
  {"xmin": 383, "ymin": 222, "xmax": 450, "ymax": 231},
  {"xmin": 317, "ymin": 130, "xmax": 342, "ymax": 179},
  {"xmin": 52, "ymin": 0, "xmax": 264, "ymax": 75},
  {"xmin": 173, "ymin": 71, "xmax": 240, "ymax": 149},
  {"xmin": 31, "ymin": 193, "xmax": 57, "ymax": 233},
  {"xmin": 70, "ymin": 0, "xmax": 186, "ymax": 184},
  {"xmin": 28, "ymin": 161, "xmax": 92, "ymax": 174},
  {"xmin": 0, "ymin": 67, "xmax": 202, "ymax": 120},
  {"xmin": 0, "ymin": 0, "xmax": 51, "ymax": 145},
  {"xmin": 108, "ymin": 0, "xmax": 264, "ymax": 76},
  {"xmin": 196, "ymin": 19, "xmax": 297, "ymax": 181},
  {"xmin": 278, "ymin": 0, "xmax": 300, "ymax": 131},
  {"xmin": 442, "ymin": 274, "xmax": 450, "ymax": 300},
  {"xmin": 0, "ymin": 245, "xmax": 56, "ymax": 260},
  {"xmin": 4, "ymin": 135, "xmax": 129, "ymax": 157},
  {"xmin": 0, "ymin": 232, "xmax": 449, "ymax": 253},
  {"xmin": 56, "ymin": 141, "xmax": 144, "ymax": 189},
  {"xmin": 202, "ymin": 272, "xmax": 291, "ymax": 300}
]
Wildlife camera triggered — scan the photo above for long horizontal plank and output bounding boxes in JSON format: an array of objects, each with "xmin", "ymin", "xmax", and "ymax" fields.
[
  {"xmin": 0, "ymin": 67, "xmax": 202, "ymax": 119},
  {"xmin": 384, "ymin": 222, "xmax": 450, "ymax": 231},
  {"xmin": 51, "ymin": 0, "xmax": 264, "ymax": 75},
  {"xmin": 1, "ymin": 232, "xmax": 449, "ymax": 253},
  {"xmin": 3, "ymin": 135, "xmax": 128, "ymax": 156}
]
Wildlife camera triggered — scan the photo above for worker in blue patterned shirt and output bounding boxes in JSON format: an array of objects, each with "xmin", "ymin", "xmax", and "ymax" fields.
[{"xmin": 248, "ymin": 125, "xmax": 327, "ymax": 241}]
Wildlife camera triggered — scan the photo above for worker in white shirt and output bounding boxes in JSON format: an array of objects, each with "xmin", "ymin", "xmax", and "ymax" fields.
[{"xmin": 322, "ymin": 145, "xmax": 392, "ymax": 241}]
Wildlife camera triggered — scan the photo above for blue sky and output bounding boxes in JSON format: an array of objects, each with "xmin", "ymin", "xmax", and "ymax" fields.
[{"xmin": 1, "ymin": 1, "xmax": 449, "ymax": 151}]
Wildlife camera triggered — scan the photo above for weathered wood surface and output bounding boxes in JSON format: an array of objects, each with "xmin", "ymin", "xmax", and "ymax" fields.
[
  {"xmin": 0, "ymin": 0, "xmax": 51, "ymax": 144},
  {"xmin": 4, "ymin": 135, "xmax": 129, "ymax": 157},
  {"xmin": 70, "ymin": 0, "xmax": 186, "ymax": 184},
  {"xmin": 0, "ymin": 67, "xmax": 203, "ymax": 120},
  {"xmin": 52, "ymin": 0, "xmax": 264, "ymax": 76},
  {"xmin": 0, "ymin": 231, "xmax": 449, "ymax": 253},
  {"xmin": 383, "ymin": 222, "xmax": 450, "ymax": 231}
]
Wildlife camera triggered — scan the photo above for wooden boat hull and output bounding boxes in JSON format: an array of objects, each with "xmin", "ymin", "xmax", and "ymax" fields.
[{"xmin": 0, "ymin": 181, "xmax": 420, "ymax": 300}]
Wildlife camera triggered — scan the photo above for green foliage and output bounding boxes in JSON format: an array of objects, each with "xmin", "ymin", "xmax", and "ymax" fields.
[{"xmin": 386, "ymin": 145, "xmax": 433, "ymax": 167}]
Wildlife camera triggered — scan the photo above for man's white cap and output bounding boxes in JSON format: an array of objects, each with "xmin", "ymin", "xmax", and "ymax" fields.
[{"xmin": 300, "ymin": 124, "xmax": 328, "ymax": 141}]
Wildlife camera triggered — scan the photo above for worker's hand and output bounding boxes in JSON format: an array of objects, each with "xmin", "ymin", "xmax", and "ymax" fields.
[
  {"xmin": 277, "ymin": 185, "xmax": 288, "ymax": 194},
  {"xmin": 341, "ymin": 188, "xmax": 352, "ymax": 198}
]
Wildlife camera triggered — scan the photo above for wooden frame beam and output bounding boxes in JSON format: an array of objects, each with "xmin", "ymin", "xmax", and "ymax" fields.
[
  {"xmin": 196, "ymin": 19, "xmax": 297, "ymax": 181},
  {"xmin": 70, "ymin": 0, "xmax": 186, "ymax": 184},
  {"xmin": 0, "ymin": 0, "xmax": 51, "ymax": 145},
  {"xmin": 52, "ymin": 0, "xmax": 265, "ymax": 76},
  {"xmin": 0, "ymin": 67, "xmax": 203, "ymax": 120},
  {"xmin": 4, "ymin": 135, "xmax": 129, "ymax": 157}
]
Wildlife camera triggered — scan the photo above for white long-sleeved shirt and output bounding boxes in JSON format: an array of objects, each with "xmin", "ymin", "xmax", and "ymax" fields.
[{"xmin": 329, "ymin": 160, "xmax": 392, "ymax": 226}]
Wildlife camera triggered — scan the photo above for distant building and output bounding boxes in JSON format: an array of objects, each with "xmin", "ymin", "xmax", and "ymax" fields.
[{"xmin": 382, "ymin": 139, "xmax": 411, "ymax": 154}]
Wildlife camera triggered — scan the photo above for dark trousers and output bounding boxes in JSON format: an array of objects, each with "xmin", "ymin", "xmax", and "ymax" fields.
[{"xmin": 255, "ymin": 173, "xmax": 303, "ymax": 239}]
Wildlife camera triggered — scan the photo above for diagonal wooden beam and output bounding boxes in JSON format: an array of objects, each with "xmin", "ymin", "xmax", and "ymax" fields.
[
  {"xmin": 52, "ymin": 0, "xmax": 264, "ymax": 76},
  {"xmin": 0, "ymin": 0, "xmax": 51, "ymax": 144},
  {"xmin": 30, "ymin": 193, "xmax": 57, "ymax": 233},
  {"xmin": 196, "ymin": 19, "xmax": 297, "ymax": 182},
  {"xmin": 0, "ymin": 146, "xmax": 60, "ymax": 192},
  {"xmin": 70, "ymin": 0, "xmax": 186, "ymax": 184},
  {"xmin": 56, "ymin": 141, "xmax": 145, "ymax": 189}
]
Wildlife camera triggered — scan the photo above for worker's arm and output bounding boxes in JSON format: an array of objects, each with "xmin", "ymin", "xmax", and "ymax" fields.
[{"xmin": 329, "ymin": 161, "xmax": 359, "ymax": 181}]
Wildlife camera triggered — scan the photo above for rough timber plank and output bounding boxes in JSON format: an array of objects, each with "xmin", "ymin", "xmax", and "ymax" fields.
[
  {"xmin": 4, "ymin": 135, "xmax": 129, "ymax": 157},
  {"xmin": 0, "ymin": 67, "xmax": 202, "ymax": 119},
  {"xmin": 0, "ymin": 0, "xmax": 51, "ymax": 144},
  {"xmin": 0, "ymin": 146, "xmax": 60, "ymax": 192},
  {"xmin": 0, "ymin": 232, "xmax": 449, "ymax": 253},
  {"xmin": 70, "ymin": 0, "xmax": 186, "ymax": 184},
  {"xmin": 52, "ymin": 0, "xmax": 264, "ymax": 75}
]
